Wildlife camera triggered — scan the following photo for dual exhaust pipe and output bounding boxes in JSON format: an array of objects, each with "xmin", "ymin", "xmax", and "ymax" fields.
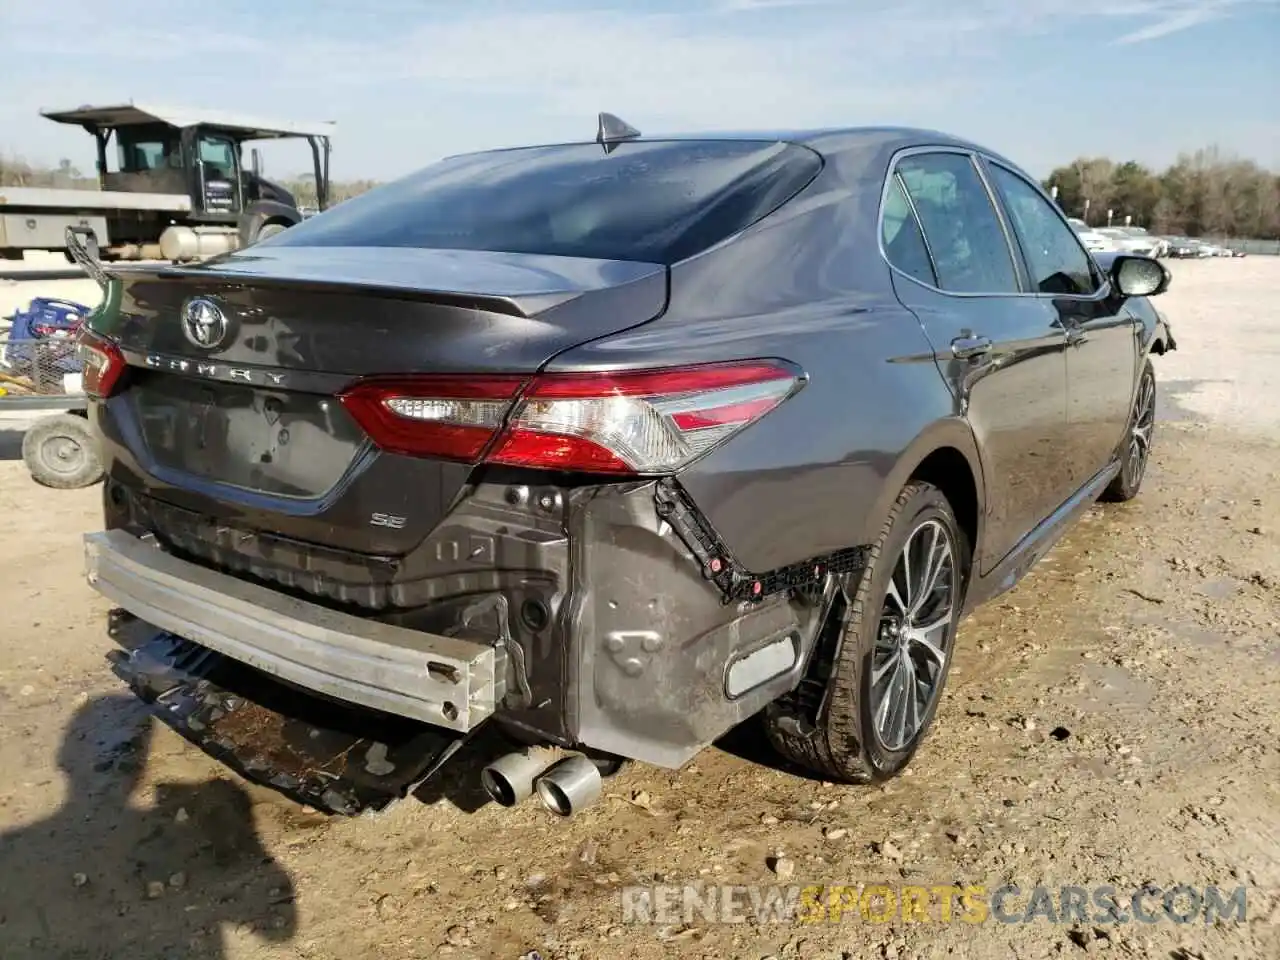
[{"xmin": 480, "ymin": 745, "xmax": 603, "ymax": 817}]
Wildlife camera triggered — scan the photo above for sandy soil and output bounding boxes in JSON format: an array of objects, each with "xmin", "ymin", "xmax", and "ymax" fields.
[{"xmin": 0, "ymin": 259, "xmax": 1277, "ymax": 960}]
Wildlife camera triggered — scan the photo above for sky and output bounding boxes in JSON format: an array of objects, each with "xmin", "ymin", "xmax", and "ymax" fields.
[{"xmin": 1, "ymin": 0, "xmax": 1277, "ymax": 184}]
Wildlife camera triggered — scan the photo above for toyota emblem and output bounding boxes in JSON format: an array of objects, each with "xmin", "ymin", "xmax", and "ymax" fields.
[{"xmin": 181, "ymin": 297, "xmax": 229, "ymax": 349}]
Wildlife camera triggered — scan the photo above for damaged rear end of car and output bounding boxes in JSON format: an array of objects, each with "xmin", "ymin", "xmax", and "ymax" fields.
[{"xmin": 80, "ymin": 135, "xmax": 843, "ymax": 816}]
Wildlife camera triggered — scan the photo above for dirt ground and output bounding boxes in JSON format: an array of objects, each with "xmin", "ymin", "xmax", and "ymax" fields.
[{"xmin": 0, "ymin": 258, "xmax": 1277, "ymax": 960}]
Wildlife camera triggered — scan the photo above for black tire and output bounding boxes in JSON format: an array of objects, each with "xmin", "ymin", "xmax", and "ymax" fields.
[
  {"xmin": 22, "ymin": 413, "xmax": 104, "ymax": 489},
  {"xmin": 765, "ymin": 482, "xmax": 970, "ymax": 783},
  {"xmin": 254, "ymin": 221, "xmax": 288, "ymax": 242},
  {"xmin": 1100, "ymin": 359, "xmax": 1155, "ymax": 503}
]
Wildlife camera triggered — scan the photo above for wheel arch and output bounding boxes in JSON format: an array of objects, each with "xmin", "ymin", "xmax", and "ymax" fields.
[
  {"xmin": 860, "ymin": 419, "xmax": 985, "ymax": 580},
  {"xmin": 238, "ymin": 201, "xmax": 302, "ymax": 246}
]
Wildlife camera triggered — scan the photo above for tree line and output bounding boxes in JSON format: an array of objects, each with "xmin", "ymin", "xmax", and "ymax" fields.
[
  {"xmin": 1043, "ymin": 146, "xmax": 1279, "ymax": 239},
  {"xmin": 6, "ymin": 143, "xmax": 1278, "ymax": 240}
]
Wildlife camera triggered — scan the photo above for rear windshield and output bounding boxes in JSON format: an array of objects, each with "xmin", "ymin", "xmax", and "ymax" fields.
[{"xmin": 268, "ymin": 139, "xmax": 822, "ymax": 265}]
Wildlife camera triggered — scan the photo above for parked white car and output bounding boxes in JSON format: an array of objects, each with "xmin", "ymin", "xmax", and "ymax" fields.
[
  {"xmin": 1067, "ymin": 217, "xmax": 1118, "ymax": 253},
  {"xmin": 1096, "ymin": 226, "xmax": 1165, "ymax": 258}
]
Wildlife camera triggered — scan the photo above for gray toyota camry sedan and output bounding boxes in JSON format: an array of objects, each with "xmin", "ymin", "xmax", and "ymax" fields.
[{"xmin": 76, "ymin": 117, "xmax": 1175, "ymax": 817}]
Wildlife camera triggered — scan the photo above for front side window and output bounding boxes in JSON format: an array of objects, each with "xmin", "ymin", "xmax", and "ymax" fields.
[
  {"xmin": 988, "ymin": 164, "xmax": 1100, "ymax": 296},
  {"xmin": 198, "ymin": 136, "xmax": 237, "ymax": 179},
  {"xmin": 895, "ymin": 153, "xmax": 1019, "ymax": 294}
]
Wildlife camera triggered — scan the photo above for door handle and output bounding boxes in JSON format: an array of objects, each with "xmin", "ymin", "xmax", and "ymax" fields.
[
  {"xmin": 951, "ymin": 335, "xmax": 993, "ymax": 360},
  {"xmin": 1066, "ymin": 327, "xmax": 1089, "ymax": 348}
]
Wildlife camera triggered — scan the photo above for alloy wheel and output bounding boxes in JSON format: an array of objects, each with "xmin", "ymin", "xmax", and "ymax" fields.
[
  {"xmin": 870, "ymin": 518, "xmax": 957, "ymax": 751},
  {"xmin": 1125, "ymin": 372, "xmax": 1156, "ymax": 489}
]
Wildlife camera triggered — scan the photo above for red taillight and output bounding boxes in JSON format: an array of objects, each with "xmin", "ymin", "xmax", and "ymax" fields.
[
  {"xmin": 338, "ymin": 375, "xmax": 527, "ymax": 461},
  {"xmin": 488, "ymin": 428, "xmax": 634, "ymax": 474},
  {"xmin": 488, "ymin": 361, "xmax": 803, "ymax": 473},
  {"xmin": 76, "ymin": 330, "xmax": 126, "ymax": 399},
  {"xmin": 343, "ymin": 361, "xmax": 803, "ymax": 474}
]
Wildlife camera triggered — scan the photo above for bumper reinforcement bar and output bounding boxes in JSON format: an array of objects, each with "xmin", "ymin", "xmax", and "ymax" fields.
[{"xmin": 84, "ymin": 529, "xmax": 506, "ymax": 732}]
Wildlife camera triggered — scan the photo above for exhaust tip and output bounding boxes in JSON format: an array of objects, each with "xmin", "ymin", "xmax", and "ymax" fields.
[
  {"xmin": 535, "ymin": 777, "xmax": 574, "ymax": 817},
  {"xmin": 534, "ymin": 755, "xmax": 603, "ymax": 817},
  {"xmin": 480, "ymin": 768, "xmax": 519, "ymax": 807},
  {"xmin": 480, "ymin": 745, "xmax": 564, "ymax": 808}
]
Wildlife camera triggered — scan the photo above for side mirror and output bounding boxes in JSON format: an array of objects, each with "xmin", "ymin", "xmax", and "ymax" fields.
[
  {"xmin": 251, "ymin": 148, "xmax": 262, "ymax": 177},
  {"xmin": 1110, "ymin": 254, "xmax": 1170, "ymax": 298}
]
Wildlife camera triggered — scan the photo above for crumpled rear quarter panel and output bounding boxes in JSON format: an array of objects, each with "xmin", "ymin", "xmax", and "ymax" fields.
[{"xmin": 559, "ymin": 481, "xmax": 807, "ymax": 768}]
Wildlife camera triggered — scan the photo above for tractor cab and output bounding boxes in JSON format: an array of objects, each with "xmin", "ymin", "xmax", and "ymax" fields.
[{"xmin": 41, "ymin": 102, "xmax": 335, "ymax": 254}]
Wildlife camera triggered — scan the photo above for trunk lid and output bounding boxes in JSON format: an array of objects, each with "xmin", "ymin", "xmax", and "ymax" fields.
[
  {"xmin": 94, "ymin": 246, "xmax": 666, "ymax": 564},
  {"xmin": 104, "ymin": 246, "xmax": 667, "ymax": 373}
]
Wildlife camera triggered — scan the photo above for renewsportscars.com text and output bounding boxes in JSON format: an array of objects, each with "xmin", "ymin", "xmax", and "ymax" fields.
[{"xmin": 620, "ymin": 883, "xmax": 1249, "ymax": 926}]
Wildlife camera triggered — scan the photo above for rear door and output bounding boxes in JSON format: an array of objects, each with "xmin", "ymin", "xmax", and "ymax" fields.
[
  {"xmin": 980, "ymin": 159, "xmax": 1138, "ymax": 491},
  {"xmin": 882, "ymin": 149, "xmax": 1073, "ymax": 575}
]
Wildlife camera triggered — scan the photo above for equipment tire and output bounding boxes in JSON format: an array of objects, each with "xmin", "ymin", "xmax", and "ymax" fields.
[{"xmin": 22, "ymin": 413, "xmax": 103, "ymax": 489}]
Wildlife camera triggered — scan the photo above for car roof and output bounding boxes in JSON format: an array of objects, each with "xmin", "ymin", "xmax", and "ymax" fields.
[
  {"xmin": 451, "ymin": 125, "xmax": 1013, "ymax": 166},
  {"xmin": 442, "ymin": 125, "xmax": 1052, "ymax": 195}
]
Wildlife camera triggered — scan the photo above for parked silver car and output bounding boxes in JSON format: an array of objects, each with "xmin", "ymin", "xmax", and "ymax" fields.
[
  {"xmin": 1097, "ymin": 227, "xmax": 1165, "ymax": 258},
  {"xmin": 1067, "ymin": 217, "xmax": 1117, "ymax": 253}
]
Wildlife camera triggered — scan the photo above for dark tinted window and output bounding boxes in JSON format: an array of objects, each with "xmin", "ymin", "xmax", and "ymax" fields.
[
  {"xmin": 988, "ymin": 164, "xmax": 1100, "ymax": 295},
  {"xmin": 115, "ymin": 125, "xmax": 180, "ymax": 173},
  {"xmin": 881, "ymin": 176, "xmax": 936, "ymax": 286},
  {"xmin": 268, "ymin": 140, "xmax": 822, "ymax": 265},
  {"xmin": 896, "ymin": 153, "xmax": 1019, "ymax": 294}
]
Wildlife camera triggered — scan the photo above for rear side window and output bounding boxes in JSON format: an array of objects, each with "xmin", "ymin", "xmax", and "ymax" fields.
[
  {"xmin": 896, "ymin": 153, "xmax": 1019, "ymax": 294},
  {"xmin": 881, "ymin": 176, "xmax": 936, "ymax": 286},
  {"xmin": 269, "ymin": 140, "xmax": 822, "ymax": 265}
]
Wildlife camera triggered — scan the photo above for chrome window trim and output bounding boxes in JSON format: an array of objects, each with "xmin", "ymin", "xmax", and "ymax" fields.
[
  {"xmin": 882, "ymin": 170, "xmax": 939, "ymax": 288},
  {"xmin": 877, "ymin": 144, "xmax": 1119, "ymax": 305},
  {"xmin": 876, "ymin": 144, "xmax": 1030, "ymax": 298}
]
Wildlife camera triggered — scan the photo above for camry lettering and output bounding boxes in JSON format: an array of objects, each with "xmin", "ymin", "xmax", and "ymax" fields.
[
  {"xmin": 144, "ymin": 355, "xmax": 191, "ymax": 373},
  {"xmin": 139, "ymin": 354, "xmax": 291, "ymax": 387}
]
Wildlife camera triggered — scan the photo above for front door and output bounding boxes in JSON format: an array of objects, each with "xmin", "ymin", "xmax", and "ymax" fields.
[
  {"xmin": 195, "ymin": 131, "xmax": 243, "ymax": 216},
  {"xmin": 981, "ymin": 160, "xmax": 1139, "ymax": 491},
  {"xmin": 882, "ymin": 150, "xmax": 1073, "ymax": 575}
]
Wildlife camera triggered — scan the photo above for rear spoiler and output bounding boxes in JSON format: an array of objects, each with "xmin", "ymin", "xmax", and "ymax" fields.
[
  {"xmin": 145, "ymin": 246, "xmax": 666, "ymax": 319},
  {"xmin": 151, "ymin": 264, "xmax": 546, "ymax": 318}
]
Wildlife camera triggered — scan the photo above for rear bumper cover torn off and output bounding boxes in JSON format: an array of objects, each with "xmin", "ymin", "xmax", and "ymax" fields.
[
  {"xmin": 106, "ymin": 618, "xmax": 467, "ymax": 814},
  {"xmin": 83, "ymin": 529, "xmax": 505, "ymax": 732}
]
